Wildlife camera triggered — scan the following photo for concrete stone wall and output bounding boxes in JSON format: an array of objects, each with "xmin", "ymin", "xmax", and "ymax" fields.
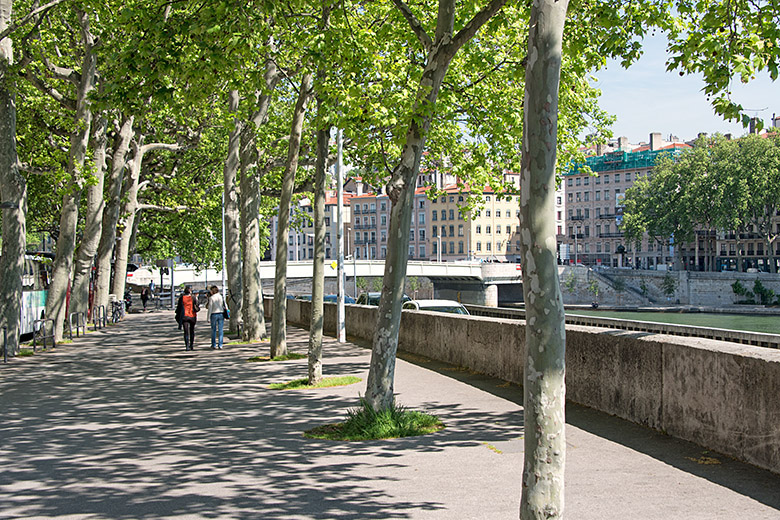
[
  {"xmin": 270, "ymin": 297, "xmax": 780, "ymax": 474},
  {"xmin": 602, "ymin": 268, "xmax": 780, "ymax": 306}
]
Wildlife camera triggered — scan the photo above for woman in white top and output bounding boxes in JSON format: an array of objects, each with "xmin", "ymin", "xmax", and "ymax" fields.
[{"xmin": 207, "ymin": 285, "xmax": 226, "ymax": 349}]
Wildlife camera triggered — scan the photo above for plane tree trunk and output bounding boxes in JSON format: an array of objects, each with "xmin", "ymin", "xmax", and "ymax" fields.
[
  {"xmin": 519, "ymin": 0, "xmax": 569, "ymax": 517},
  {"xmin": 44, "ymin": 10, "xmax": 96, "ymax": 341},
  {"xmin": 70, "ymin": 115, "xmax": 107, "ymax": 318},
  {"xmin": 223, "ymin": 90, "xmax": 242, "ymax": 334},
  {"xmin": 364, "ymin": 0, "xmax": 507, "ymax": 411},
  {"xmin": 239, "ymin": 60, "xmax": 280, "ymax": 342},
  {"xmin": 94, "ymin": 115, "xmax": 134, "ymax": 312},
  {"xmin": 0, "ymin": 0, "xmax": 27, "ymax": 355},
  {"xmin": 270, "ymin": 72, "xmax": 313, "ymax": 358}
]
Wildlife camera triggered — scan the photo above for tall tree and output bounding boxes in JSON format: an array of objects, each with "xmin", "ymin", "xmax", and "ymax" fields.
[
  {"xmin": 518, "ymin": 0, "xmax": 568, "ymax": 515},
  {"xmin": 0, "ymin": 0, "xmax": 26, "ymax": 356},
  {"xmin": 222, "ymin": 90, "xmax": 242, "ymax": 333},
  {"xmin": 270, "ymin": 71, "xmax": 313, "ymax": 358},
  {"xmin": 364, "ymin": 0, "xmax": 508, "ymax": 411}
]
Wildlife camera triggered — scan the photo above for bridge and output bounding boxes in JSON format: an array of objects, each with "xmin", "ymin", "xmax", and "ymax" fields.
[
  {"xmin": 262, "ymin": 260, "xmax": 525, "ymax": 306},
  {"xmin": 131, "ymin": 260, "xmax": 525, "ymax": 307}
]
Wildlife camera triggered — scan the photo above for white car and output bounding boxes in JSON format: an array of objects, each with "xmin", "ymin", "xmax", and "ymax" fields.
[{"xmin": 402, "ymin": 299, "xmax": 470, "ymax": 315}]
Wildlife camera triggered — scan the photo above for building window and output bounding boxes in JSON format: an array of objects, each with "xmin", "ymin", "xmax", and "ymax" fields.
[
  {"xmin": 486, "ymin": 210, "xmax": 491, "ymax": 217},
  {"xmin": 615, "ymin": 173, "xmax": 620, "ymax": 183},
  {"xmin": 486, "ymin": 195, "xmax": 491, "ymax": 201},
  {"xmin": 576, "ymin": 192, "xmax": 581, "ymax": 202},
  {"xmin": 409, "ymin": 245, "xmax": 415, "ymax": 257},
  {"xmin": 476, "ymin": 242, "xmax": 482, "ymax": 251},
  {"xmin": 584, "ymin": 176, "xmax": 589, "ymax": 185},
  {"xmin": 557, "ymin": 196, "xmax": 562, "ymax": 205},
  {"xmin": 420, "ymin": 245, "xmax": 426, "ymax": 257},
  {"xmin": 604, "ymin": 175, "xmax": 610, "ymax": 184},
  {"xmin": 432, "ymin": 227, "xmax": 438, "ymax": 237},
  {"xmin": 458, "ymin": 225, "xmax": 464, "ymax": 236},
  {"xmin": 567, "ymin": 178, "xmax": 573, "ymax": 187},
  {"xmin": 604, "ymin": 190, "xmax": 610, "ymax": 200},
  {"xmin": 381, "ymin": 231, "xmax": 387, "ymax": 242},
  {"xmin": 381, "ymin": 215, "xmax": 387, "ymax": 225},
  {"xmin": 584, "ymin": 209, "xmax": 589, "ymax": 219},
  {"xmin": 595, "ymin": 191, "xmax": 601, "ymax": 201},
  {"xmin": 419, "ymin": 229, "xmax": 425, "ymax": 240},
  {"xmin": 381, "ymin": 247, "xmax": 387, "ymax": 258},
  {"xmin": 325, "ymin": 217, "xmax": 330, "ymax": 226},
  {"xmin": 449, "ymin": 209, "xmax": 455, "ymax": 220},
  {"xmin": 441, "ymin": 210, "xmax": 447, "ymax": 220},
  {"xmin": 476, "ymin": 225, "xmax": 481, "ymax": 234},
  {"xmin": 496, "ymin": 226, "xmax": 502, "ymax": 234},
  {"xmin": 432, "ymin": 211, "xmax": 437, "ymax": 221},
  {"xmin": 449, "ymin": 196, "xmax": 455, "ymax": 202},
  {"xmin": 576, "ymin": 178, "xmax": 581, "ymax": 186},
  {"xmin": 625, "ymin": 172, "xmax": 631, "ymax": 182},
  {"xmin": 568, "ymin": 193, "xmax": 573, "ymax": 202},
  {"xmin": 596, "ymin": 175, "xmax": 601, "ymax": 184},
  {"xmin": 458, "ymin": 242, "xmax": 464, "ymax": 254},
  {"xmin": 584, "ymin": 192, "xmax": 590, "ymax": 202},
  {"xmin": 449, "ymin": 225, "xmax": 454, "ymax": 237},
  {"xmin": 441, "ymin": 226, "xmax": 447, "ymax": 237},
  {"xmin": 506, "ymin": 225, "xmax": 511, "ymax": 234},
  {"xmin": 419, "ymin": 212, "xmax": 425, "ymax": 224},
  {"xmin": 449, "ymin": 242, "xmax": 455, "ymax": 254},
  {"xmin": 486, "ymin": 225, "xmax": 492, "ymax": 234},
  {"xmin": 486, "ymin": 242, "xmax": 492, "ymax": 251},
  {"xmin": 381, "ymin": 201, "xmax": 387, "ymax": 211}
]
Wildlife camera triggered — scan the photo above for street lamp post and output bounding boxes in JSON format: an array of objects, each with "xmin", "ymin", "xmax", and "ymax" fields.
[
  {"xmin": 574, "ymin": 225, "xmax": 581, "ymax": 265},
  {"xmin": 436, "ymin": 236, "xmax": 442, "ymax": 262}
]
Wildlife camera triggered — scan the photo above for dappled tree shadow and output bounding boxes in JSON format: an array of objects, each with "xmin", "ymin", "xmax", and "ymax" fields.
[{"xmin": 0, "ymin": 311, "xmax": 524, "ymax": 519}]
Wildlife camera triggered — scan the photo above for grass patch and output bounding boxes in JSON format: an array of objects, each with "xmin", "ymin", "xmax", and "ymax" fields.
[
  {"xmin": 305, "ymin": 399, "xmax": 444, "ymax": 441},
  {"xmin": 247, "ymin": 352, "xmax": 307, "ymax": 363},
  {"xmin": 18, "ymin": 349, "xmax": 35, "ymax": 357},
  {"xmin": 269, "ymin": 376, "xmax": 362, "ymax": 390}
]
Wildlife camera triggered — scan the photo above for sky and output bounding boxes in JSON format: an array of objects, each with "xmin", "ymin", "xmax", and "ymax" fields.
[{"xmin": 590, "ymin": 35, "xmax": 778, "ymax": 145}]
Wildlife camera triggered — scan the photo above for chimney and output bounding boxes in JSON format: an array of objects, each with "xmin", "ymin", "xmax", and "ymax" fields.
[
  {"xmin": 773, "ymin": 113, "xmax": 779, "ymax": 129},
  {"xmin": 650, "ymin": 132, "xmax": 662, "ymax": 151},
  {"xmin": 618, "ymin": 136, "xmax": 629, "ymax": 150},
  {"xmin": 749, "ymin": 117, "xmax": 758, "ymax": 134}
]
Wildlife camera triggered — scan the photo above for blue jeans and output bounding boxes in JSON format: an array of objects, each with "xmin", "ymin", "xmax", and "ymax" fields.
[{"xmin": 210, "ymin": 312, "xmax": 224, "ymax": 349}]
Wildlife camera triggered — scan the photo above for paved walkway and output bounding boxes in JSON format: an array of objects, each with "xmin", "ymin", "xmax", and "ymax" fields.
[{"xmin": 1, "ymin": 309, "xmax": 779, "ymax": 519}]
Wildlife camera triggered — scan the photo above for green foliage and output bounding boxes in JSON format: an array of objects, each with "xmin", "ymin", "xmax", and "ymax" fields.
[
  {"xmin": 370, "ymin": 277, "xmax": 383, "ymax": 291},
  {"xmin": 268, "ymin": 376, "xmax": 361, "ymax": 390},
  {"xmin": 356, "ymin": 277, "xmax": 368, "ymax": 292},
  {"xmin": 639, "ymin": 278, "xmax": 649, "ymax": 298},
  {"xmin": 731, "ymin": 280, "xmax": 751, "ymax": 297},
  {"xmin": 304, "ymin": 399, "xmax": 444, "ymax": 441},
  {"xmin": 587, "ymin": 279, "xmax": 600, "ymax": 298},
  {"xmin": 563, "ymin": 273, "xmax": 578, "ymax": 294},
  {"xmin": 752, "ymin": 280, "xmax": 775, "ymax": 305},
  {"xmin": 613, "ymin": 278, "xmax": 626, "ymax": 293},
  {"xmin": 661, "ymin": 273, "xmax": 677, "ymax": 298}
]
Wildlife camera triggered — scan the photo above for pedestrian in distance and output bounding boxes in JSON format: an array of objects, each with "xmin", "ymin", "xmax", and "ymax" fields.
[
  {"xmin": 140, "ymin": 287, "xmax": 150, "ymax": 311},
  {"xmin": 207, "ymin": 285, "xmax": 226, "ymax": 350},
  {"xmin": 175, "ymin": 286, "xmax": 200, "ymax": 351}
]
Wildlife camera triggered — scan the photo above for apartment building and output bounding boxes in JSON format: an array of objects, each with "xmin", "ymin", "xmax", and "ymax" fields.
[
  {"xmin": 431, "ymin": 185, "xmax": 522, "ymax": 262},
  {"xmin": 561, "ymin": 133, "xmax": 690, "ymax": 269},
  {"xmin": 271, "ymin": 194, "xmax": 353, "ymax": 261}
]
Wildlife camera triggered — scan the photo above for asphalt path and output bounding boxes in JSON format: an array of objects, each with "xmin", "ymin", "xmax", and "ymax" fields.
[{"xmin": 1, "ymin": 309, "xmax": 779, "ymax": 519}]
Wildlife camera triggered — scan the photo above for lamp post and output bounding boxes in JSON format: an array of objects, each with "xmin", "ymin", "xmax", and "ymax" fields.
[
  {"xmin": 336, "ymin": 128, "xmax": 345, "ymax": 342},
  {"xmin": 574, "ymin": 225, "xmax": 581, "ymax": 265},
  {"xmin": 436, "ymin": 236, "xmax": 442, "ymax": 262}
]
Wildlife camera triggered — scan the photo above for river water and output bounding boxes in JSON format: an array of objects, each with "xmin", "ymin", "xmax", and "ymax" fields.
[{"xmin": 566, "ymin": 309, "xmax": 780, "ymax": 335}]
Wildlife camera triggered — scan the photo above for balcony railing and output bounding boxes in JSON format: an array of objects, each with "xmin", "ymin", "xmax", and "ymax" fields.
[
  {"xmin": 570, "ymin": 215, "xmax": 586, "ymax": 221},
  {"xmin": 599, "ymin": 232, "xmax": 624, "ymax": 238},
  {"xmin": 354, "ymin": 238, "xmax": 377, "ymax": 245}
]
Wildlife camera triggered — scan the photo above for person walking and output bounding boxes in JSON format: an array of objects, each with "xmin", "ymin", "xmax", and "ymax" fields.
[
  {"xmin": 175, "ymin": 286, "xmax": 200, "ymax": 350},
  {"xmin": 140, "ymin": 287, "xmax": 150, "ymax": 311},
  {"xmin": 207, "ymin": 285, "xmax": 226, "ymax": 350}
]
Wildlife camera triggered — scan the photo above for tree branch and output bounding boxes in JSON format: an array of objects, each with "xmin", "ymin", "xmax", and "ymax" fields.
[
  {"xmin": 392, "ymin": 0, "xmax": 432, "ymax": 52},
  {"xmin": 0, "ymin": 0, "xmax": 68, "ymax": 42},
  {"xmin": 20, "ymin": 69, "xmax": 77, "ymax": 110},
  {"xmin": 137, "ymin": 203, "xmax": 194, "ymax": 212},
  {"xmin": 451, "ymin": 0, "xmax": 507, "ymax": 54}
]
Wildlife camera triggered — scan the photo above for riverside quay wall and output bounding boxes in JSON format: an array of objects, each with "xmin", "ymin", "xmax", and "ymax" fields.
[{"xmin": 268, "ymin": 297, "xmax": 780, "ymax": 475}]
